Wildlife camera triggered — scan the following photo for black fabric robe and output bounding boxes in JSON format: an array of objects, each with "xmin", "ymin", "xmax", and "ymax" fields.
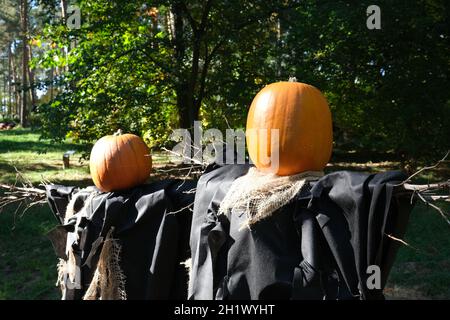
[
  {"xmin": 46, "ymin": 179, "xmax": 196, "ymax": 300},
  {"xmin": 188, "ymin": 163, "xmax": 414, "ymax": 300}
]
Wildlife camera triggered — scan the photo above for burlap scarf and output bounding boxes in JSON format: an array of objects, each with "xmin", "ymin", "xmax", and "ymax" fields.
[{"xmin": 218, "ymin": 167, "xmax": 323, "ymax": 227}]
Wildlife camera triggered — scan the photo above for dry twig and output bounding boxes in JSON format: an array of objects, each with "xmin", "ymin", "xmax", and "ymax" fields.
[
  {"xmin": 0, "ymin": 167, "xmax": 49, "ymax": 216},
  {"xmin": 395, "ymin": 151, "xmax": 450, "ymax": 225},
  {"xmin": 0, "ymin": 183, "xmax": 47, "ymax": 216}
]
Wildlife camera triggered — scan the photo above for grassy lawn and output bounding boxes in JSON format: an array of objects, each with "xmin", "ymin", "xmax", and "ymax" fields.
[
  {"xmin": 0, "ymin": 128, "xmax": 449, "ymax": 299},
  {"xmin": 0, "ymin": 128, "xmax": 91, "ymax": 299},
  {"xmin": 0, "ymin": 128, "xmax": 92, "ymax": 186},
  {"xmin": 385, "ymin": 202, "xmax": 450, "ymax": 299}
]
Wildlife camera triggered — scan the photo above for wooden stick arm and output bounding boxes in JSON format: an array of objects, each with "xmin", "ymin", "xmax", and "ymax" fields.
[
  {"xmin": 394, "ymin": 181, "xmax": 449, "ymax": 201},
  {"xmin": 402, "ymin": 181, "xmax": 450, "ymax": 192}
]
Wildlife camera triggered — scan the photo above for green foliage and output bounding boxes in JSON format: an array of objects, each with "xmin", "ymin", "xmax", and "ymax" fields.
[
  {"xmin": 36, "ymin": 0, "xmax": 177, "ymax": 145},
  {"xmin": 282, "ymin": 0, "xmax": 450, "ymax": 162},
  {"xmin": 0, "ymin": 114, "xmax": 19, "ymax": 124},
  {"xmin": 33, "ymin": 0, "xmax": 449, "ymax": 162}
]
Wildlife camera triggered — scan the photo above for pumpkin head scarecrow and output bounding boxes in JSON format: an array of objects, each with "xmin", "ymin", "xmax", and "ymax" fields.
[{"xmin": 218, "ymin": 78, "xmax": 333, "ymax": 226}]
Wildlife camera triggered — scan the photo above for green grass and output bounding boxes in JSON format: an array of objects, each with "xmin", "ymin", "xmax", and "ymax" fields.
[
  {"xmin": 0, "ymin": 128, "xmax": 92, "ymax": 186},
  {"xmin": 0, "ymin": 128, "xmax": 91, "ymax": 299},
  {"xmin": 0, "ymin": 206, "xmax": 61, "ymax": 299},
  {"xmin": 0, "ymin": 128, "xmax": 449, "ymax": 299},
  {"xmin": 0, "ymin": 128, "xmax": 182, "ymax": 300},
  {"xmin": 385, "ymin": 202, "xmax": 450, "ymax": 299}
]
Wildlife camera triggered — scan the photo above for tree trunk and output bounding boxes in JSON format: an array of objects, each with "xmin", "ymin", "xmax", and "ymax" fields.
[
  {"xmin": 177, "ymin": 86, "xmax": 198, "ymax": 130},
  {"xmin": 2, "ymin": 55, "xmax": 7, "ymax": 113},
  {"xmin": 10, "ymin": 49, "xmax": 20, "ymax": 117},
  {"xmin": 172, "ymin": 2, "xmax": 194, "ymax": 130},
  {"xmin": 60, "ymin": 0, "xmax": 69, "ymax": 73},
  {"xmin": 20, "ymin": 0, "xmax": 29, "ymax": 127},
  {"xmin": 171, "ymin": 2, "xmax": 210, "ymax": 130},
  {"xmin": 50, "ymin": 66, "xmax": 54, "ymax": 100},
  {"xmin": 186, "ymin": 31, "xmax": 201, "ymax": 125},
  {"xmin": 27, "ymin": 44, "xmax": 36, "ymax": 109},
  {"xmin": 8, "ymin": 42, "xmax": 13, "ymax": 116},
  {"xmin": 276, "ymin": 17, "xmax": 282, "ymax": 78}
]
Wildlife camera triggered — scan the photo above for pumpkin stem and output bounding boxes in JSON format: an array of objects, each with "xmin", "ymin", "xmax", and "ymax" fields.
[
  {"xmin": 114, "ymin": 129, "xmax": 123, "ymax": 136},
  {"xmin": 288, "ymin": 76, "xmax": 297, "ymax": 82}
]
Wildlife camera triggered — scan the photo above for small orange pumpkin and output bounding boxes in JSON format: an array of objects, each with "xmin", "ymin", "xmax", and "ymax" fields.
[
  {"xmin": 246, "ymin": 78, "xmax": 333, "ymax": 176},
  {"xmin": 89, "ymin": 130, "xmax": 152, "ymax": 192}
]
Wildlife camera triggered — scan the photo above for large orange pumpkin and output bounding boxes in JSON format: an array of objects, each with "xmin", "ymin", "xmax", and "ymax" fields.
[
  {"xmin": 246, "ymin": 79, "xmax": 333, "ymax": 176},
  {"xmin": 89, "ymin": 130, "xmax": 152, "ymax": 192}
]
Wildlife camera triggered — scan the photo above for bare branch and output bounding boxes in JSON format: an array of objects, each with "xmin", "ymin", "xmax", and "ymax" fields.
[
  {"xmin": 416, "ymin": 192, "xmax": 450, "ymax": 226},
  {"xmin": 403, "ymin": 181, "xmax": 450, "ymax": 192},
  {"xmin": 161, "ymin": 147, "xmax": 206, "ymax": 166},
  {"xmin": 183, "ymin": 188, "xmax": 197, "ymax": 194},
  {"xmin": 395, "ymin": 150, "xmax": 450, "ymax": 187},
  {"xmin": 154, "ymin": 165, "xmax": 203, "ymax": 173},
  {"xmin": 0, "ymin": 171, "xmax": 49, "ymax": 216},
  {"xmin": 222, "ymin": 115, "xmax": 232, "ymax": 130},
  {"xmin": 392, "ymin": 151, "xmax": 450, "ymax": 226},
  {"xmin": 0, "ymin": 184, "xmax": 46, "ymax": 194},
  {"xmin": 385, "ymin": 233, "xmax": 419, "ymax": 252},
  {"xmin": 167, "ymin": 201, "xmax": 194, "ymax": 215}
]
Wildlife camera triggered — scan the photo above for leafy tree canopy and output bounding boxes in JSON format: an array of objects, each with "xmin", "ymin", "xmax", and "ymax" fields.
[{"xmin": 31, "ymin": 0, "xmax": 449, "ymax": 162}]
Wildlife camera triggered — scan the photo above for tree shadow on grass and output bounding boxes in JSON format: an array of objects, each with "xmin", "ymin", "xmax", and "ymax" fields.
[
  {"xmin": 0, "ymin": 129, "xmax": 90, "ymax": 155},
  {"xmin": 0, "ymin": 129, "xmax": 36, "ymax": 136},
  {"xmin": 0, "ymin": 161, "xmax": 61, "ymax": 174},
  {"xmin": 0, "ymin": 139, "xmax": 88, "ymax": 154},
  {"xmin": 0, "ymin": 161, "xmax": 91, "ymax": 186}
]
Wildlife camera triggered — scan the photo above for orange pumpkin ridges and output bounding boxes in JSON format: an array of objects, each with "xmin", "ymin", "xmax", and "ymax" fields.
[
  {"xmin": 246, "ymin": 79, "xmax": 333, "ymax": 176},
  {"xmin": 89, "ymin": 130, "xmax": 152, "ymax": 192}
]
